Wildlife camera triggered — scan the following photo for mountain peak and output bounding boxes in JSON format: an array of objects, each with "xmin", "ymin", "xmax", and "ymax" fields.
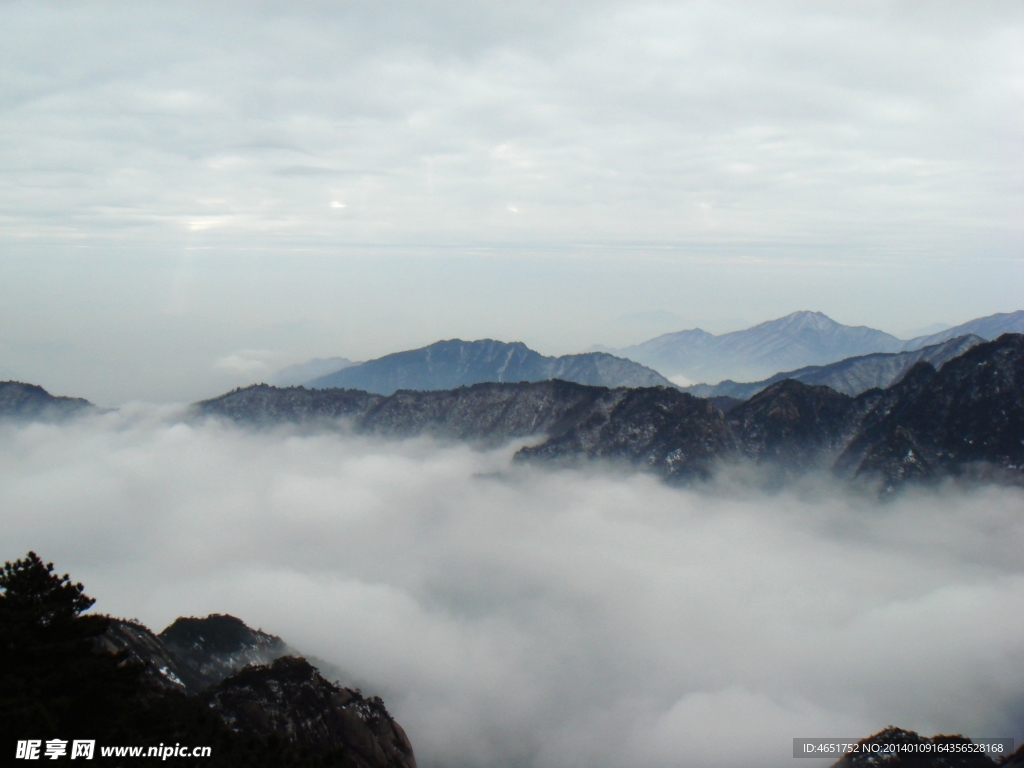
[{"xmin": 305, "ymin": 338, "xmax": 675, "ymax": 394}]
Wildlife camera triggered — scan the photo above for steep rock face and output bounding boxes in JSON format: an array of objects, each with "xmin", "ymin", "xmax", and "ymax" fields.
[
  {"xmin": 205, "ymin": 656, "xmax": 416, "ymax": 768},
  {"xmin": 684, "ymin": 335, "xmax": 983, "ymax": 399},
  {"xmin": 835, "ymin": 335, "xmax": 1024, "ymax": 488},
  {"xmin": 828, "ymin": 727, "xmax": 1000, "ymax": 767},
  {"xmin": 612, "ymin": 311, "xmax": 904, "ymax": 383},
  {"xmin": 158, "ymin": 614, "xmax": 290, "ymax": 692},
  {"xmin": 306, "ymin": 339, "xmax": 675, "ymax": 394},
  {"xmin": 0, "ymin": 381, "xmax": 92, "ymax": 420}
]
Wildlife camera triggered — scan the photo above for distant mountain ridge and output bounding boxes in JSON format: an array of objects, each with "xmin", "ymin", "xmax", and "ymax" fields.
[
  {"xmin": 602, "ymin": 309, "xmax": 1024, "ymax": 385},
  {"xmin": 901, "ymin": 309, "xmax": 1024, "ymax": 350},
  {"xmin": 683, "ymin": 334, "xmax": 983, "ymax": 399},
  {"xmin": 607, "ymin": 311, "xmax": 905, "ymax": 384},
  {"xmin": 307, "ymin": 338, "xmax": 676, "ymax": 394}
]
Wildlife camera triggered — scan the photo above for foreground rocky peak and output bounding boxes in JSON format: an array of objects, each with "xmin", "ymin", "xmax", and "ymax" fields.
[
  {"xmin": 206, "ymin": 656, "xmax": 416, "ymax": 768},
  {"xmin": 158, "ymin": 613, "xmax": 290, "ymax": 692},
  {"xmin": 92, "ymin": 612, "xmax": 416, "ymax": 766}
]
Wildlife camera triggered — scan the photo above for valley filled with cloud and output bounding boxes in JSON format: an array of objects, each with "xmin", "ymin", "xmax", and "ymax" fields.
[{"xmin": 3, "ymin": 408, "xmax": 1022, "ymax": 767}]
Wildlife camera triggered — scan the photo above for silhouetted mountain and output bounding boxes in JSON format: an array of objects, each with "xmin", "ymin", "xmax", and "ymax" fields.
[
  {"xmin": 200, "ymin": 334, "xmax": 1024, "ymax": 490},
  {"xmin": 271, "ymin": 357, "xmax": 359, "ymax": 386},
  {"xmin": 902, "ymin": 309, "xmax": 1024, "ymax": 350},
  {"xmin": 683, "ymin": 335, "xmax": 983, "ymax": 399},
  {"xmin": 0, "ymin": 381, "xmax": 92, "ymax": 420},
  {"xmin": 608, "ymin": 311, "xmax": 904, "ymax": 383},
  {"xmin": 306, "ymin": 339, "xmax": 675, "ymax": 393}
]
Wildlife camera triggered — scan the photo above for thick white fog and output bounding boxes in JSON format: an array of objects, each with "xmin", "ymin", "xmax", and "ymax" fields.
[{"xmin": 2, "ymin": 409, "xmax": 1023, "ymax": 767}]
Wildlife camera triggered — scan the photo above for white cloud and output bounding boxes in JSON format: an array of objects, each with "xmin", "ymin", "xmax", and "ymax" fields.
[
  {"xmin": 213, "ymin": 350, "xmax": 273, "ymax": 375},
  {"xmin": 2, "ymin": 410, "xmax": 1023, "ymax": 767}
]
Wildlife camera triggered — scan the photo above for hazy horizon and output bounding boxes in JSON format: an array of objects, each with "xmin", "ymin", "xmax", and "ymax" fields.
[{"xmin": 3, "ymin": 2, "xmax": 1024, "ymax": 405}]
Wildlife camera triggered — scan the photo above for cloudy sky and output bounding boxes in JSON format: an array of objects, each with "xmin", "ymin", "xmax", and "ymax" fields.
[{"xmin": 2, "ymin": 1, "xmax": 1023, "ymax": 403}]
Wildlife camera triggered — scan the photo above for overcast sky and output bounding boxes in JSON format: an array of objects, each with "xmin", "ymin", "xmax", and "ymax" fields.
[{"xmin": 2, "ymin": 1, "xmax": 1023, "ymax": 404}]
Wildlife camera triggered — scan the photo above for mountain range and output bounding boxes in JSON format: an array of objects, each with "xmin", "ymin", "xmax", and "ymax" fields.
[
  {"xmin": 682, "ymin": 334, "xmax": 983, "ymax": 399},
  {"xmin": 305, "ymin": 339, "xmax": 675, "ymax": 394},
  {"xmin": 600, "ymin": 309, "xmax": 1024, "ymax": 384},
  {"xmin": 201, "ymin": 333, "xmax": 1024, "ymax": 492},
  {"xmin": 267, "ymin": 310, "xmax": 1024, "ymax": 395}
]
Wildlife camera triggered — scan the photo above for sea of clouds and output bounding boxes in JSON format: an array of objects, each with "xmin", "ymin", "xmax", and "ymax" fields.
[{"xmin": 2, "ymin": 406, "xmax": 1023, "ymax": 767}]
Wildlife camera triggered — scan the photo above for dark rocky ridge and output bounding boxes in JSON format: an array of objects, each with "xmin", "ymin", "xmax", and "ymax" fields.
[
  {"xmin": 0, "ymin": 381, "xmax": 93, "ymax": 420},
  {"xmin": 307, "ymin": 338, "xmax": 676, "ymax": 393},
  {"xmin": 199, "ymin": 334, "xmax": 1024, "ymax": 489}
]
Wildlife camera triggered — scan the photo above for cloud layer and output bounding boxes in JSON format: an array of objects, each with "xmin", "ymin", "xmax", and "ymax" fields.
[{"xmin": 2, "ymin": 409, "xmax": 1023, "ymax": 767}]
